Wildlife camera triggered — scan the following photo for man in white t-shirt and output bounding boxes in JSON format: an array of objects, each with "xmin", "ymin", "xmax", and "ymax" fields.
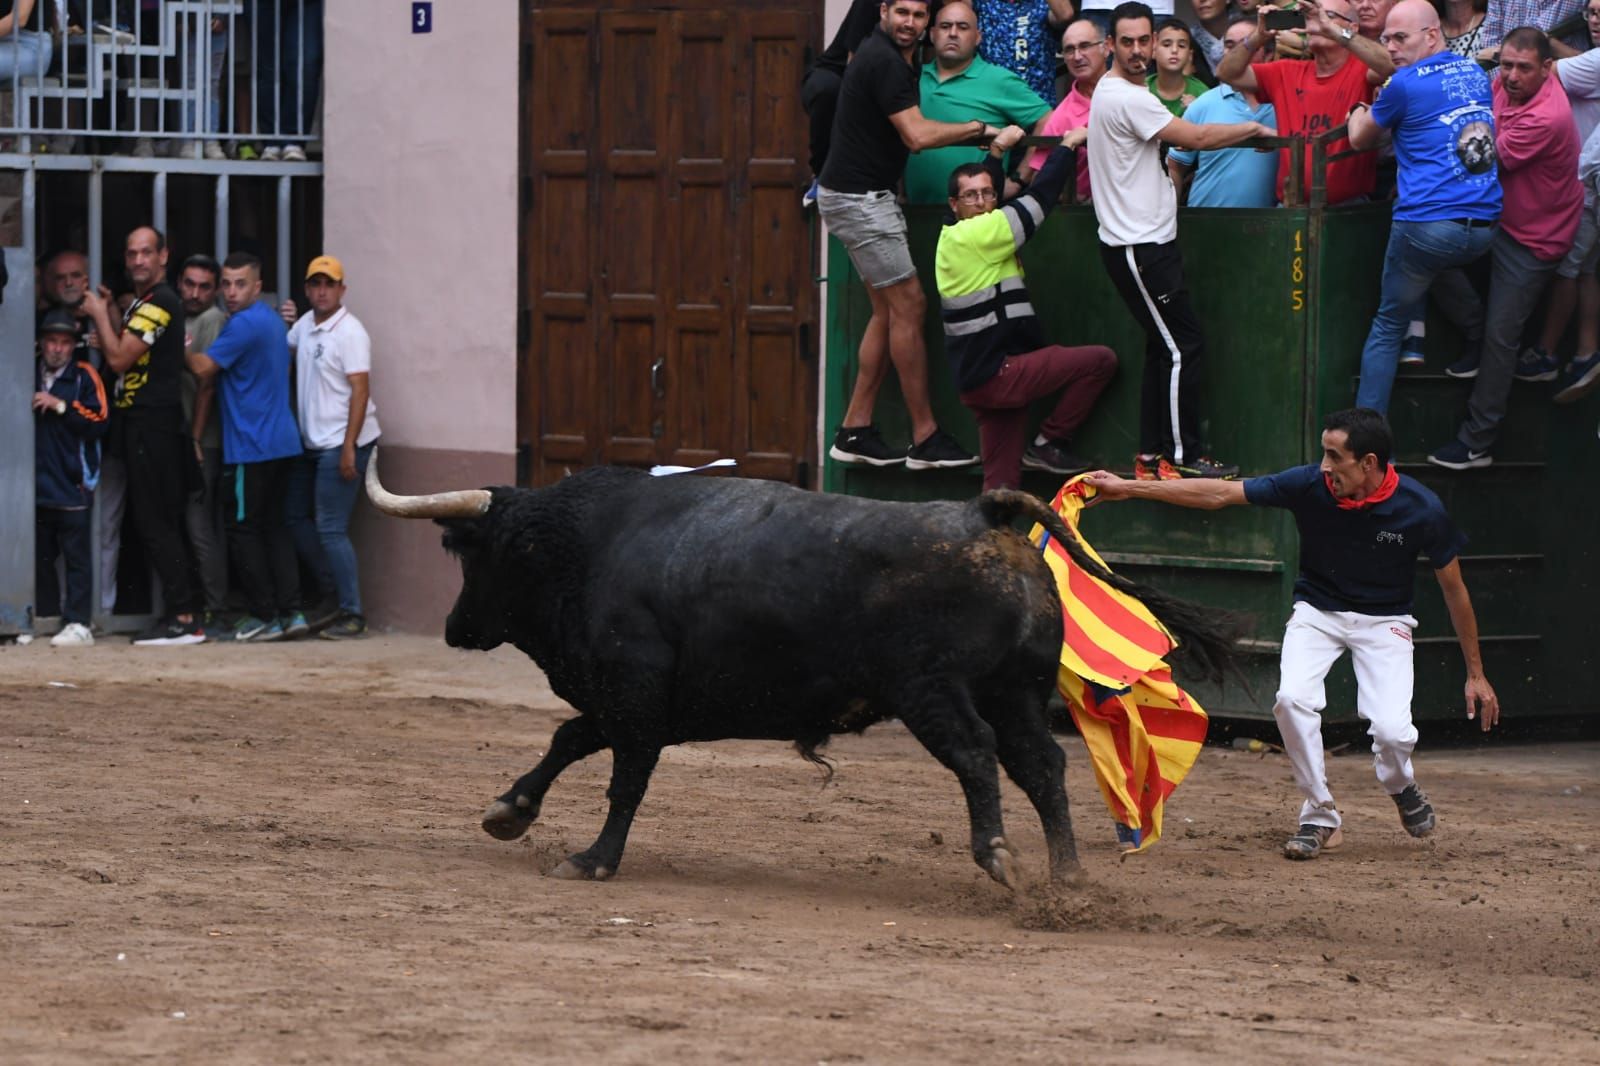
[
  {"xmin": 281, "ymin": 255, "xmax": 382, "ymax": 638},
  {"xmin": 1088, "ymin": 0, "xmax": 1270, "ymax": 481}
]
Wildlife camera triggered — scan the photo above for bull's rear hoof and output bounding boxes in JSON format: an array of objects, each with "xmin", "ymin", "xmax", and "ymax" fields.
[
  {"xmin": 549, "ymin": 858, "xmax": 613, "ymax": 881},
  {"xmin": 481, "ymin": 799, "xmax": 534, "ymax": 841},
  {"xmin": 983, "ymin": 837, "xmax": 1019, "ymax": 890}
]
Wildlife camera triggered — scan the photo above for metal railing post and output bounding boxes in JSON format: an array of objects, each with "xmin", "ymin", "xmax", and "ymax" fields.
[
  {"xmin": 153, "ymin": 171, "xmax": 168, "ymax": 234},
  {"xmin": 88, "ymin": 165, "xmax": 104, "ymax": 289},
  {"xmin": 215, "ymin": 173, "xmax": 230, "ymax": 263},
  {"xmin": 277, "ymin": 175, "xmax": 293, "ymax": 300}
]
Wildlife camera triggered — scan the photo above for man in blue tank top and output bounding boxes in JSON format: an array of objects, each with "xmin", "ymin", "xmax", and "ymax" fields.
[{"xmin": 1085, "ymin": 408, "xmax": 1500, "ymax": 860}]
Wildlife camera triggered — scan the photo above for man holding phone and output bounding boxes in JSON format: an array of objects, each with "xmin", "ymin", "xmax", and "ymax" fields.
[{"xmin": 1216, "ymin": 0, "xmax": 1394, "ymax": 206}]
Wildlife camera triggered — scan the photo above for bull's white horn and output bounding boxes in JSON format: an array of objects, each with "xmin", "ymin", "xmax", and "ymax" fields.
[{"xmin": 364, "ymin": 447, "xmax": 492, "ymax": 519}]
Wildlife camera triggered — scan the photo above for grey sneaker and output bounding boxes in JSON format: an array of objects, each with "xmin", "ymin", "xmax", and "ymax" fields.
[
  {"xmin": 828, "ymin": 424, "xmax": 905, "ymax": 467},
  {"xmin": 1393, "ymin": 784, "xmax": 1436, "ymax": 838},
  {"xmin": 905, "ymin": 428, "xmax": 979, "ymax": 470},
  {"xmin": 319, "ymin": 613, "xmax": 368, "ymax": 640},
  {"xmin": 1283, "ymin": 823, "xmax": 1343, "ymax": 860}
]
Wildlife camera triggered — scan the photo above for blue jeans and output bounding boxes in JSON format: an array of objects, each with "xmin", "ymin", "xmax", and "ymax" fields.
[
  {"xmin": 1356, "ymin": 219, "xmax": 1495, "ymax": 412},
  {"xmin": 0, "ymin": 29, "xmax": 53, "ymax": 82},
  {"xmin": 248, "ymin": 0, "xmax": 323, "ymax": 139},
  {"xmin": 287, "ymin": 442, "xmax": 373, "ymax": 616}
]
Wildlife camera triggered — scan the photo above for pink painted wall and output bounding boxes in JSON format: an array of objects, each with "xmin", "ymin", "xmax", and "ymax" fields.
[{"xmin": 321, "ymin": 1, "xmax": 521, "ymax": 631}]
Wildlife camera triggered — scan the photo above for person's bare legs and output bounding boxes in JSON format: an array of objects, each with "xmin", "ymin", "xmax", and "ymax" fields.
[
  {"xmin": 843, "ymin": 275, "xmax": 936, "ymax": 443},
  {"xmin": 842, "ymin": 285, "xmax": 893, "ymax": 428}
]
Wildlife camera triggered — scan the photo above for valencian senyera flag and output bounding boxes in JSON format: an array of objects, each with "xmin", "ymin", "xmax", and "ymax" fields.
[{"xmin": 1029, "ymin": 475, "xmax": 1209, "ymax": 854}]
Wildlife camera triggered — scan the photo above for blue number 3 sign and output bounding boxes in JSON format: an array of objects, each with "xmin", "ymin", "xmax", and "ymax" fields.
[{"xmin": 413, "ymin": 2, "xmax": 433, "ymax": 34}]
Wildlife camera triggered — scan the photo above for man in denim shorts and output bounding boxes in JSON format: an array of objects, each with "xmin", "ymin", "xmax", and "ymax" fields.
[{"xmin": 819, "ymin": 0, "xmax": 1000, "ymax": 470}]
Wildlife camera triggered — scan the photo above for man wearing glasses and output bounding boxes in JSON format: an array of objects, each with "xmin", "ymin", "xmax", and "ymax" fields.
[
  {"xmin": 1346, "ymin": 0, "xmax": 1501, "ymax": 414},
  {"xmin": 1478, "ymin": 0, "xmax": 1589, "ymax": 59},
  {"xmin": 1016, "ymin": 16, "xmax": 1110, "ymax": 203},
  {"xmin": 1215, "ymin": 0, "xmax": 1393, "ymax": 208},
  {"xmin": 935, "ymin": 127, "xmax": 1118, "ymax": 489}
]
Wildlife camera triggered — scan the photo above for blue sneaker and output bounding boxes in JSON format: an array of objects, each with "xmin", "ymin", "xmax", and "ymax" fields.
[
  {"xmin": 1399, "ymin": 335, "xmax": 1426, "ymax": 366},
  {"xmin": 1427, "ymin": 439, "xmax": 1492, "ymax": 470},
  {"xmin": 1555, "ymin": 350, "xmax": 1600, "ymax": 404},
  {"xmin": 1444, "ymin": 354, "xmax": 1480, "ymax": 379},
  {"xmin": 1513, "ymin": 347, "xmax": 1560, "ymax": 382},
  {"xmin": 801, "ymin": 178, "xmax": 818, "ymax": 209},
  {"xmin": 246, "ymin": 618, "xmax": 287, "ymax": 643},
  {"xmin": 281, "ymin": 611, "xmax": 310, "ymax": 639}
]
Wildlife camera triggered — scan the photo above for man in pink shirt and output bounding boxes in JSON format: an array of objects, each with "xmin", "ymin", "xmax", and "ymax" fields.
[
  {"xmin": 1427, "ymin": 27, "xmax": 1583, "ymax": 470},
  {"xmin": 1017, "ymin": 16, "xmax": 1106, "ymax": 203}
]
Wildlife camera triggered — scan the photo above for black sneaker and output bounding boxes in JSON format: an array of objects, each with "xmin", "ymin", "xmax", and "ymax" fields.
[
  {"xmin": 1022, "ymin": 439, "xmax": 1091, "ymax": 475},
  {"xmin": 1173, "ymin": 455, "xmax": 1239, "ymax": 479},
  {"xmin": 132, "ymin": 616, "xmax": 206, "ymax": 646},
  {"xmin": 305, "ymin": 598, "xmax": 342, "ymax": 633},
  {"xmin": 828, "ymin": 424, "xmax": 905, "ymax": 467},
  {"xmin": 905, "ymin": 428, "xmax": 980, "ymax": 470},
  {"xmin": 1393, "ymin": 784, "xmax": 1436, "ymax": 837},
  {"xmin": 1282, "ymin": 823, "xmax": 1343, "ymax": 860},
  {"xmin": 319, "ymin": 613, "xmax": 368, "ymax": 640}
]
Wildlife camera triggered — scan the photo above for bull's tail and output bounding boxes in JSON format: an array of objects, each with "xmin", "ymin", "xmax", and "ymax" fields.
[{"xmin": 976, "ymin": 489, "xmax": 1248, "ymax": 687}]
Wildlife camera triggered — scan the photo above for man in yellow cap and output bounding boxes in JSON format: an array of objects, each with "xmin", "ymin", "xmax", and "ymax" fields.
[{"xmin": 280, "ymin": 255, "xmax": 381, "ymax": 639}]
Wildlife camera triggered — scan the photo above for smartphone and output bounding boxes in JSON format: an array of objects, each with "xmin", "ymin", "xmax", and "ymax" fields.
[{"xmin": 1264, "ymin": 7, "xmax": 1306, "ymax": 30}]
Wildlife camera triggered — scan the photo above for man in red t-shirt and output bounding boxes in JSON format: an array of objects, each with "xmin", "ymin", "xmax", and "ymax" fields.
[{"xmin": 1215, "ymin": 0, "xmax": 1394, "ymax": 204}]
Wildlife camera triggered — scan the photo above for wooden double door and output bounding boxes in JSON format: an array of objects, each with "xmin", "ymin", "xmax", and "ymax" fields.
[{"xmin": 521, "ymin": 0, "xmax": 819, "ymax": 486}]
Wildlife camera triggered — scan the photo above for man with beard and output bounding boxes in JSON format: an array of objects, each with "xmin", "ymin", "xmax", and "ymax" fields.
[
  {"xmin": 1088, "ymin": 1, "xmax": 1270, "ymax": 480},
  {"xmin": 1347, "ymin": 0, "xmax": 1501, "ymax": 413},
  {"xmin": 819, "ymin": 0, "xmax": 995, "ymax": 470},
  {"xmin": 179, "ymin": 255, "xmax": 231, "ymax": 623},
  {"xmin": 80, "ymin": 227, "xmax": 205, "ymax": 646}
]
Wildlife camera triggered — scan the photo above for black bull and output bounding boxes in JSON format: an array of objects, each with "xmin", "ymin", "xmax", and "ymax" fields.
[{"xmin": 366, "ymin": 456, "xmax": 1238, "ymax": 887}]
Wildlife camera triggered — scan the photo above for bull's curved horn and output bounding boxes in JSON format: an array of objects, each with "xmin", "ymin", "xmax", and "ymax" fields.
[{"xmin": 364, "ymin": 447, "xmax": 492, "ymax": 519}]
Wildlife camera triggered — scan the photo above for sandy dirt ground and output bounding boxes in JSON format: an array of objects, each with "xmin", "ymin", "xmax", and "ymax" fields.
[{"xmin": 2, "ymin": 634, "xmax": 1597, "ymax": 1065}]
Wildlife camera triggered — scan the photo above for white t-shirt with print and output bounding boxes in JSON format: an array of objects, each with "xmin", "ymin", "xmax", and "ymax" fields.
[
  {"xmin": 287, "ymin": 306, "xmax": 382, "ymax": 451},
  {"xmin": 1087, "ymin": 73, "xmax": 1179, "ymax": 246}
]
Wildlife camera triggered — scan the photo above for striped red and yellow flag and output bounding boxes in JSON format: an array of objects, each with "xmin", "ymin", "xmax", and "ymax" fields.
[{"xmin": 1029, "ymin": 477, "xmax": 1209, "ymax": 853}]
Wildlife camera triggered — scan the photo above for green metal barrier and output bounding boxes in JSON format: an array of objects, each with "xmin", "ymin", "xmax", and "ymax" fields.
[{"xmin": 823, "ymin": 199, "xmax": 1600, "ymax": 722}]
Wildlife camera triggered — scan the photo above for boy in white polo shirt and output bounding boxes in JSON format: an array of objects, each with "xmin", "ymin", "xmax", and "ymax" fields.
[{"xmin": 282, "ymin": 255, "xmax": 381, "ymax": 638}]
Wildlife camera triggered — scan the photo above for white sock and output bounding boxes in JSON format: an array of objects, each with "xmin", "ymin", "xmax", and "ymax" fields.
[
  {"xmin": 1034, "ymin": 433, "xmax": 1050, "ymax": 446},
  {"xmin": 1406, "ymin": 320, "xmax": 1426, "ymax": 338}
]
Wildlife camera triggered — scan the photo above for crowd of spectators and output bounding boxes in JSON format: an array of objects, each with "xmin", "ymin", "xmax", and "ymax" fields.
[
  {"xmin": 28, "ymin": 226, "xmax": 377, "ymax": 648},
  {"xmin": 1, "ymin": 0, "xmax": 322, "ymax": 161},
  {"xmin": 804, "ymin": 0, "xmax": 1600, "ymax": 489}
]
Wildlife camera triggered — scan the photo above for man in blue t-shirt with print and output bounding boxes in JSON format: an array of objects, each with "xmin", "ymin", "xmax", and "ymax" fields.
[
  {"xmin": 1346, "ymin": 0, "xmax": 1502, "ymax": 413},
  {"xmin": 1086, "ymin": 408, "xmax": 1500, "ymax": 861},
  {"xmin": 186, "ymin": 252, "xmax": 307, "ymax": 643}
]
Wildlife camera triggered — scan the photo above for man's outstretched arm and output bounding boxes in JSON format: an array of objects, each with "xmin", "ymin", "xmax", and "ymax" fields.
[{"xmin": 1083, "ymin": 471, "xmax": 1249, "ymax": 509}]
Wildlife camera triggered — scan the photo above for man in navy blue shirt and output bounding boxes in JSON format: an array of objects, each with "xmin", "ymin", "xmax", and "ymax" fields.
[
  {"xmin": 186, "ymin": 252, "xmax": 307, "ymax": 643},
  {"xmin": 1086, "ymin": 408, "xmax": 1499, "ymax": 860}
]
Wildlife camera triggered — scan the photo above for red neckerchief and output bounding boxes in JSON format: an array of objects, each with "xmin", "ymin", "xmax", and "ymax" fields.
[{"xmin": 1328, "ymin": 464, "xmax": 1398, "ymax": 510}]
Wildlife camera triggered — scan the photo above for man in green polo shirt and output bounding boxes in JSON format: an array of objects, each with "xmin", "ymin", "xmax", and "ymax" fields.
[{"xmin": 903, "ymin": 1, "xmax": 1054, "ymax": 204}]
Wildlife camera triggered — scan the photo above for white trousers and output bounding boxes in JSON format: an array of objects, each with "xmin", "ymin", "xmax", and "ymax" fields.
[{"xmin": 1272, "ymin": 601, "xmax": 1419, "ymax": 830}]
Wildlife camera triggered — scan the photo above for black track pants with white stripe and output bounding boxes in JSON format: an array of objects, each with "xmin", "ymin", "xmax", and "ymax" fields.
[{"xmin": 1098, "ymin": 239, "xmax": 1207, "ymax": 463}]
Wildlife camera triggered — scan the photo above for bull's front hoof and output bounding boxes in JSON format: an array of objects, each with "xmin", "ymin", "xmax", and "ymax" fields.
[
  {"xmin": 548, "ymin": 857, "xmax": 614, "ymax": 881},
  {"xmin": 481, "ymin": 799, "xmax": 534, "ymax": 841},
  {"xmin": 982, "ymin": 836, "xmax": 1019, "ymax": 890},
  {"xmin": 1051, "ymin": 863, "xmax": 1090, "ymax": 888}
]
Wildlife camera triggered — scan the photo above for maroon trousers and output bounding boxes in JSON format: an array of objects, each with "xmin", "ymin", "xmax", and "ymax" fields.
[{"xmin": 960, "ymin": 344, "xmax": 1117, "ymax": 491}]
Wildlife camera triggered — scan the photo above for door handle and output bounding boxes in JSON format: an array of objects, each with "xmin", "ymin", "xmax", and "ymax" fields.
[{"xmin": 651, "ymin": 357, "xmax": 666, "ymax": 397}]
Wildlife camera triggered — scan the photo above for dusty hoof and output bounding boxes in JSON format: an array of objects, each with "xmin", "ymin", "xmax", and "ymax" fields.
[
  {"xmin": 984, "ymin": 838, "xmax": 1019, "ymax": 890},
  {"xmin": 548, "ymin": 858, "xmax": 613, "ymax": 881},
  {"xmin": 1052, "ymin": 864, "xmax": 1090, "ymax": 888},
  {"xmin": 481, "ymin": 799, "xmax": 533, "ymax": 841}
]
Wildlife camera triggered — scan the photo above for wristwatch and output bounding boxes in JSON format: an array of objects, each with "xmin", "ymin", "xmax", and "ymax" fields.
[
  {"xmin": 55, "ymin": 399, "xmax": 67, "ymax": 415},
  {"xmin": 1338, "ymin": 26, "xmax": 1355, "ymax": 42}
]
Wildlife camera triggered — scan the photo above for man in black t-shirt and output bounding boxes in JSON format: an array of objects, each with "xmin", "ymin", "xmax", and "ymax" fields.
[
  {"xmin": 801, "ymin": 0, "xmax": 882, "ymax": 201},
  {"xmin": 1085, "ymin": 408, "xmax": 1500, "ymax": 862},
  {"xmin": 819, "ymin": 0, "xmax": 998, "ymax": 471},
  {"xmin": 80, "ymin": 226, "xmax": 206, "ymax": 646}
]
